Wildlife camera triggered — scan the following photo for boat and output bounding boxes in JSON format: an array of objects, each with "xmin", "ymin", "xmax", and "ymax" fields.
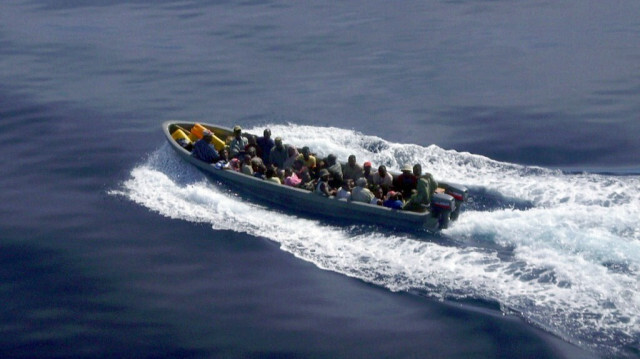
[{"xmin": 163, "ymin": 121, "xmax": 468, "ymax": 232}]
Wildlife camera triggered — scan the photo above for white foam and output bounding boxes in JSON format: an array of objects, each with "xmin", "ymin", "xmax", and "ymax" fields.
[{"xmin": 113, "ymin": 125, "xmax": 640, "ymax": 355}]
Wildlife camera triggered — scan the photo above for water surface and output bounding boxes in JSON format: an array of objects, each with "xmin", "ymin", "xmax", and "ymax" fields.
[{"xmin": 1, "ymin": 0, "xmax": 639, "ymax": 357}]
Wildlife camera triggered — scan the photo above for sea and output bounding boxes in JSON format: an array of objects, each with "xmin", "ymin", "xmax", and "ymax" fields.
[{"xmin": 1, "ymin": 0, "xmax": 639, "ymax": 358}]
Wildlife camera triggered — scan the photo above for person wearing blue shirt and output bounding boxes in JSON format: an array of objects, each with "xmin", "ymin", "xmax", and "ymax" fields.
[
  {"xmin": 383, "ymin": 191, "xmax": 405, "ymax": 210},
  {"xmin": 192, "ymin": 130, "xmax": 221, "ymax": 163}
]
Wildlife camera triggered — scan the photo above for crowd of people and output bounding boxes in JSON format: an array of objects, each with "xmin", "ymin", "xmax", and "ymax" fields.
[{"xmin": 184, "ymin": 125, "xmax": 439, "ymax": 211}]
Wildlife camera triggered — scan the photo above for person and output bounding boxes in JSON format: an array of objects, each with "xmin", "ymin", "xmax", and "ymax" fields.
[
  {"xmin": 218, "ymin": 147, "xmax": 230, "ymax": 163},
  {"xmin": 256, "ymin": 129, "xmax": 275, "ymax": 165},
  {"xmin": 244, "ymin": 135, "xmax": 262, "ymax": 158},
  {"xmin": 342, "ymin": 155, "xmax": 364, "ymax": 182},
  {"xmin": 313, "ymin": 159, "xmax": 327, "ymax": 181},
  {"xmin": 241, "ymin": 154, "xmax": 253, "ymax": 175},
  {"xmin": 315, "ymin": 169, "xmax": 334, "ymax": 197},
  {"xmin": 413, "ymin": 163, "xmax": 438, "ymax": 203},
  {"xmin": 292, "ymin": 159, "xmax": 313, "ymax": 189},
  {"xmin": 370, "ymin": 185, "xmax": 384, "ymax": 205},
  {"xmin": 265, "ymin": 167, "xmax": 281, "ymax": 184},
  {"xmin": 372, "ymin": 165, "xmax": 393, "ymax": 191},
  {"xmin": 284, "ymin": 168, "xmax": 302, "ymax": 187},
  {"xmin": 350, "ymin": 178, "xmax": 375, "ymax": 203},
  {"xmin": 403, "ymin": 166, "xmax": 437, "ymax": 211},
  {"xmin": 298, "ymin": 146, "xmax": 316, "ymax": 170},
  {"xmin": 335, "ymin": 179, "xmax": 353, "ymax": 201},
  {"xmin": 228, "ymin": 125, "xmax": 248, "ymax": 158},
  {"xmin": 192, "ymin": 130, "xmax": 221, "ymax": 163},
  {"xmin": 395, "ymin": 164, "xmax": 418, "ymax": 198},
  {"xmin": 228, "ymin": 157, "xmax": 241, "ymax": 171},
  {"xmin": 326, "ymin": 154, "xmax": 343, "ymax": 188},
  {"xmin": 283, "ymin": 146, "xmax": 300, "ymax": 170},
  {"xmin": 246, "ymin": 146, "xmax": 263, "ymax": 168},
  {"xmin": 253, "ymin": 163, "xmax": 266, "ymax": 179},
  {"xmin": 362, "ymin": 161, "xmax": 375, "ymax": 185},
  {"xmin": 383, "ymin": 192, "xmax": 405, "ymax": 210},
  {"xmin": 269, "ymin": 137, "xmax": 288, "ymax": 169}
]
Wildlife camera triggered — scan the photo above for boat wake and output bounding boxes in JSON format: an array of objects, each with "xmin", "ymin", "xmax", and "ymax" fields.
[{"xmin": 112, "ymin": 124, "xmax": 640, "ymax": 357}]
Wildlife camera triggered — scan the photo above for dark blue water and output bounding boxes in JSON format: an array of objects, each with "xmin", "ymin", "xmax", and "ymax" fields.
[{"xmin": 1, "ymin": 0, "xmax": 639, "ymax": 357}]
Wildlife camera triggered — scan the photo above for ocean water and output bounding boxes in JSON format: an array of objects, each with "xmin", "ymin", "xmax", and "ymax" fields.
[{"xmin": 1, "ymin": 0, "xmax": 638, "ymax": 358}]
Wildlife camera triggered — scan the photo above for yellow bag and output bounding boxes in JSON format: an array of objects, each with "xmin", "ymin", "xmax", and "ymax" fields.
[{"xmin": 171, "ymin": 129, "xmax": 191, "ymax": 143}]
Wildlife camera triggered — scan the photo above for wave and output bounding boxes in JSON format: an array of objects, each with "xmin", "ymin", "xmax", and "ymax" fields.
[{"xmin": 112, "ymin": 124, "xmax": 640, "ymax": 357}]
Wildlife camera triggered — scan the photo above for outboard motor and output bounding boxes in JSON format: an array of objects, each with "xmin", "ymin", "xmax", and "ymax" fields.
[
  {"xmin": 431, "ymin": 192, "xmax": 455, "ymax": 229},
  {"xmin": 443, "ymin": 183, "xmax": 468, "ymax": 221}
]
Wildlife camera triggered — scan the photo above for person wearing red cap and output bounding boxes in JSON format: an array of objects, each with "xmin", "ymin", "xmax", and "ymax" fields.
[{"xmin": 362, "ymin": 161, "xmax": 374, "ymax": 186}]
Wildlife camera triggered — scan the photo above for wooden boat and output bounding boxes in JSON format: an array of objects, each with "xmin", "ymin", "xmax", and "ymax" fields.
[{"xmin": 163, "ymin": 121, "xmax": 467, "ymax": 231}]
